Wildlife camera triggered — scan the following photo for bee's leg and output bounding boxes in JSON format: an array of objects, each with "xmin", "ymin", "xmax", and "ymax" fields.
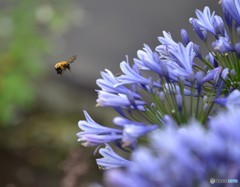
[
  {"xmin": 66, "ymin": 64, "xmax": 71, "ymax": 71},
  {"xmin": 66, "ymin": 65, "xmax": 73, "ymax": 74},
  {"xmin": 55, "ymin": 68, "xmax": 63, "ymax": 75},
  {"xmin": 59, "ymin": 69, "xmax": 63, "ymax": 75},
  {"xmin": 66, "ymin": 64, "xmax": 76, "ymax": 79}
]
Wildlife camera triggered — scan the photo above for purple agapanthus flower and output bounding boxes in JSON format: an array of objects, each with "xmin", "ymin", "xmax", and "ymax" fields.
[
  {"xmin": 167, "ymin": 42, "xmax": 195, "ymax": 79},
  {"xmin": 214, "ymin": 89, "xmax": 240, "ymax": 108},
  {"xmin": 104, "ymin": 109, "xmax": 240, "ymax": 187},
  {"xmin": 156, "ymin": 41, "xmax": 196, "ymax": 82},
  {"xmin": 202, "ymin": 66, "xmax": 222, "ymax": 83},
  {"xmin": 212, "ymin": 36, "xmax": 234, "ymax": 52},
  {"xmin": 180, "ymin": 29, "xmax": 190, "ymax": 45},
  {"xmin": 96, "ymin": 69, "xmax": 141, "ymax": 98},
  {"xmin": 77, "ymin": 111, "xmax": 157, "ymax": 148},
  {"xmin": 96, "ymin": 144, "xmax": 132, "ymax": 169},
  {"xmin": 205, "ymin": 52, "xmax": 218, "ymax": 67},
  {"xmin": 190, "ymin": 6, "xmax": 222, "ymax": 36},
  {"xmin": 156, "ymin": 31, "xmax": 178, "ymax": 54},
  {"xmin": 113, "ymin": 117, "xmax": 158, "ymax": 147},
  {"xmin": 235, "ymin": 42, "xmax": 240, "ymax": 57},
  {"xmin": 222, "ymin": 0, "xmax": 240, "ymax": 27},
  {"xmin": 134, "ymin": 44, "xmax": 166, "ymax": 76},
  {"xmin": 96, "ymin": 90, "xmax": 146, "ymax": 110},
  {"xmin": 77, "ymin": 1, "xmax": 240, "ymax": 186},
  {"xmin": 189, "ymin": 18, "xmax": 208, "ymax": 41},
  {"xmin": 116, "ymin": 60, "xmax": 161, "ymax": 88},
  {"xmin": 77, "ymin": 111, "xmax": 122, "ymax": 146}
]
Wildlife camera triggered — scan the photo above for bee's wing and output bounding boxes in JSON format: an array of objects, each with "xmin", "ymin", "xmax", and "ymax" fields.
[{"xmin": 66, "ymin": 55, "xmax": 77, "ymax": 64}]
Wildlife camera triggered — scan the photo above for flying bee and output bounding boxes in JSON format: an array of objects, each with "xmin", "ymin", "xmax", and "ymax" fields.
[{"xmin": 54, "ymin": 55, "xmax": 77, "ymax": 75}]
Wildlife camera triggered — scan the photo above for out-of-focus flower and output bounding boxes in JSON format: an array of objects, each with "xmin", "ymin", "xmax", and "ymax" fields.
[
  {"xmin": 113, "ymin": 117, "xmax": 158, "ymax": 147},
  {"xmin": 215, "ymin": 89, "xmax": 240, "ymax": 109},
  {"xmin": 222, "ymin": 0, "xmax": 240, "ymax": 27},
  {"xmin": 96, "ymin": 144, "xmax": 131, "ymax": 169},
  {"xmin": 104, "ymin": 109, "xmax": 240, "ymax": 187}
]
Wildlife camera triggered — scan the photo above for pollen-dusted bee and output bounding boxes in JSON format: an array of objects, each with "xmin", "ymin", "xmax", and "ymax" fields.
[{"xmin": 54, "ymin": 55, "xmax": 77, "ymax": 75}]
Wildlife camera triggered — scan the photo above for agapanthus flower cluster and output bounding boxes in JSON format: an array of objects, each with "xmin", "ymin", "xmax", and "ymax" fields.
[
  {"xmin": 104, "ymin": 108, "xmax": 240, "ymax": 187},
  {"xmin": 77, "ymin": 0, "xmax": 240, "ymax": 186}
]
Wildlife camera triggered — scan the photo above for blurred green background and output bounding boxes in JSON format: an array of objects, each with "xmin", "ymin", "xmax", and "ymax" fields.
[
  {"xmin": 0, "ymin": 1, "xmax": 103, "ymax": 186},
  {"xmin": 0, "ymin": 1, "xmax": 220, "ymax": 187}
]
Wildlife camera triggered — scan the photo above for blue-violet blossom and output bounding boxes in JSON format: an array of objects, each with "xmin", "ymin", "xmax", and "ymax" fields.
[{"xmin": 77, "ymin": 1, "xmax": 240, "ymax": 186}]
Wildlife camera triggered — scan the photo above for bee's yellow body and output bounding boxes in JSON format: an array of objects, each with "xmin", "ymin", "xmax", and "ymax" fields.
[{"xmin": 54, "ymin": 55, "xmax": 77, "ymax": 75}]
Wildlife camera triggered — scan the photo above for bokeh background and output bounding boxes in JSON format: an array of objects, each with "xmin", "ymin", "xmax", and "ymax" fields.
[{"xmin": 0, "ymin": 1, "xmax": 221, "ymax": 187}]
